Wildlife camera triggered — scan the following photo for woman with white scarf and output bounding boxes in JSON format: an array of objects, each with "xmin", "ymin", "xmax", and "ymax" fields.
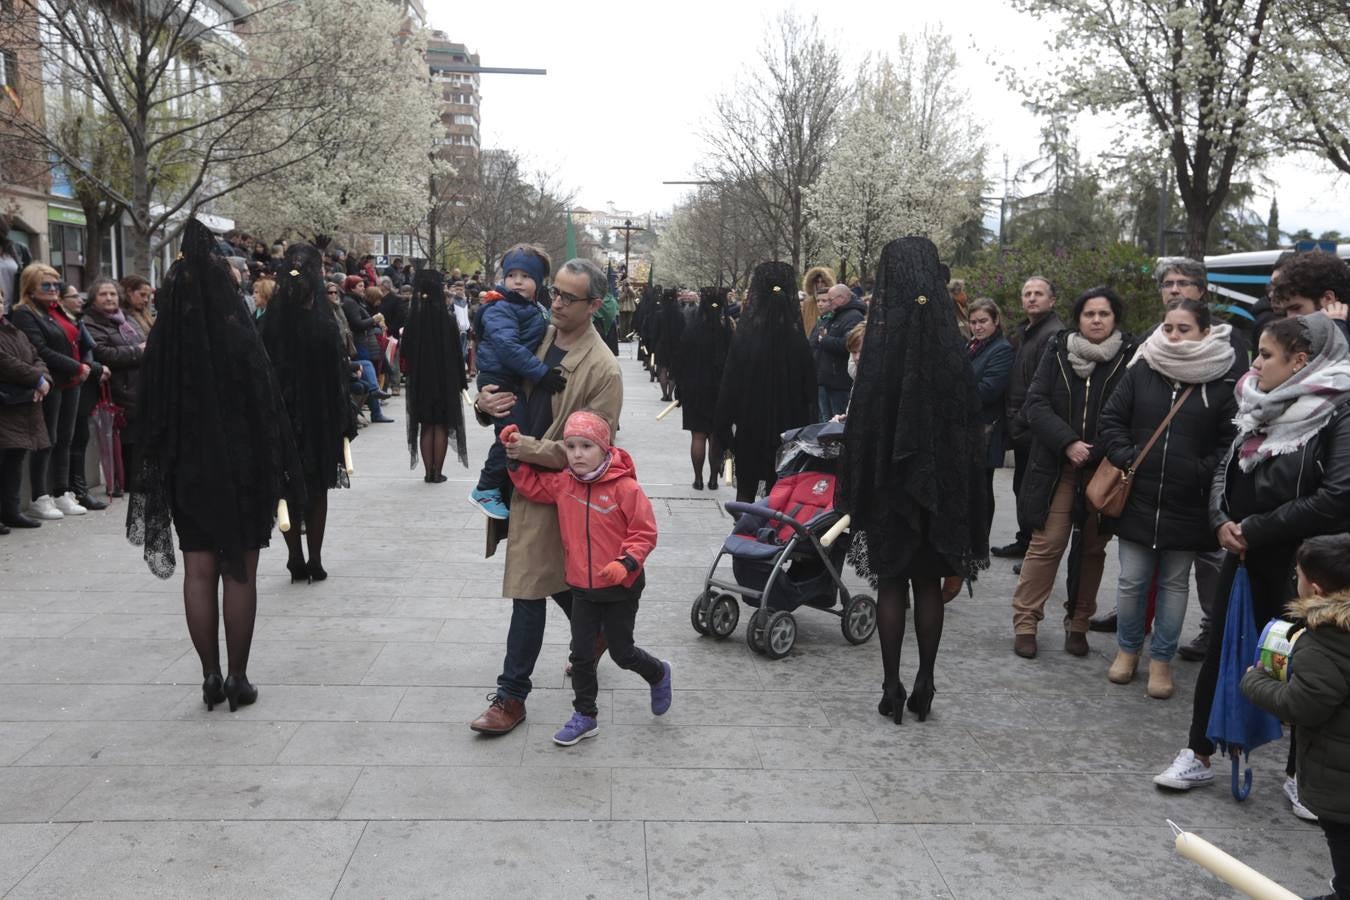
[
  {"xmin": 1155, "ymin": 312, "xmax": 1350, "ymax": 799},
  {"xmin": 1098, "ymin": 299, "xmax": 1238, "ymax": 698},
  {"xmin": 1011, "ymin": 287, "xmax": 1138, "ymax": 659}
]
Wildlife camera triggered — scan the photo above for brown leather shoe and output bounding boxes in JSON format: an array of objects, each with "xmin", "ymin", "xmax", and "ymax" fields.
[
  {"xmin": 1064, "ymin": 631, "xmax": 1089, "ymax": 657},
  {"xmin": 1013, "ymin": 634, "xmax": 1037, "ymax": 659},
  {"xmin": 468, "ymin": 693, "xmax": 526, "ymax": 734}
]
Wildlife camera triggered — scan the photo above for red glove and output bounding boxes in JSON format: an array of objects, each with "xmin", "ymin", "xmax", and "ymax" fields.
[
  {"xmin": 598, "ymin": 561, "xmax": 629, "ymax": 586},
  {"xmin": 499, "ymin": 424, "xmax": 520, "ymax": 445}
]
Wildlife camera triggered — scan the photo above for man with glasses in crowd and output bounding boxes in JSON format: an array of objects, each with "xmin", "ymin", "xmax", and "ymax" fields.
[{"xmin": 468, "ymin": 258, "xmax": 624, "ymax": 736}]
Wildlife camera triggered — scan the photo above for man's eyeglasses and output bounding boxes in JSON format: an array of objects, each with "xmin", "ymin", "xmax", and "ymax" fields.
[
  {"xmin": 548, "ymin": 286, "xmax": 592, "ymax": 305},
  {"xmin": 1161, "ymin": 279, "xmax": 1199, "ymax": 289}
]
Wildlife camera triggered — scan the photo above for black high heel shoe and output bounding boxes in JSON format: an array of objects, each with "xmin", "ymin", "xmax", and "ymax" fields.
[
  {"xmin": 877, "ymin": 683, "xmax": 906, "ymax": 724},
  {"xmin": 202, "ymin": 673, "xmax": 225, "ymax": 711},
  {"xmin": 223, "ymin": 674, "xmax": 258, "ymax": 712},
  {"xmin": 907, "ymin": 674, "xmax": 935, "ymax": 722},
  {"xmin": 287, "ymin": 560, "xmax": 310, "ymax": 583},
  {"xmin": 692, "ymin": 478, "xmax": 704, "ymax": 491},
  {"xmin": 307, "ymin": 563, "xmax": 328, "ymax": 582}
]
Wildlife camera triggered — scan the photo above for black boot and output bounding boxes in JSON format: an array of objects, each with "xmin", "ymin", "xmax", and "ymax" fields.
[{"xmin": 71, "ymin": 473, "xmax": 108, "ymax": 511}]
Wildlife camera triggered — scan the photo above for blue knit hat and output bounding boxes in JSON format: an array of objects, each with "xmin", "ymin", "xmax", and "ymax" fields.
[{"xmin": 500, "ymin": 247, "xmax": 548, "ymax": 290}]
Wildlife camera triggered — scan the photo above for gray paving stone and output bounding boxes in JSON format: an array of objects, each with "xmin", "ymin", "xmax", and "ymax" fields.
[
  {"xmin": 276, "ymin": 721, "xmax": 527, "ymax": 766},
  {"xmin": 0, "ymin": 637, "xmax": 189, "ymax": 683},
  {"xmin": 166, "ymin": 683, "xmax": 407, "ymax": 723},
  {"xmin": 392, "ymin": 685, "xmax": 609, "ymax": 725},
  {"xmin": 0, "ymin": 612, "xmax": 92, "ymax": 637},
  {"xmin": 55, "ymin": 765, "xmax": 362, "ymax": 821},
  {"xmin": 5, "ymin": 820, "xmax": 363, "ymax": 899},
  {"xmin": 340, "ymin": 765, "xmax": 610, "ymax": 820},
  {"xmin": 813, "ymin": 690, "xmax": 1036, "ymax": 730},
  {"xmin": 0, "ymin": 724, "xmax": 55, "ymax": 765},
  {"xmin": 333, "ymin": 820, "xmax": 648, "ymax": 899},
  {"xmin": 612, "ymin": 767, "xmax": 876, "ymax": 823},
  {"xmin": 611, "ymin": 687, "xmax": 828, "ymax": 726},
  {"xmin": 0, "ymin": 684, "xmax": 195, "ymax": 721},
  {"xmin": 752, "ymin": 725, "xmax": 999, "ymax": 772},
  {"xmin": 520, "ymin": 722, "xmax": 760, "ymax": 769},
  {"xmin": 357, "ymin": 640, "xmax": 512, "ymax": 686},
  {"xmin": 15, "ymin": 720, "xmax": 298, "ymax": 767},
  {"xmin": 0, "ymin": 824, "xmax": 74, "ymax": 893},
  {"xmin": 0, "ymin": 768, "xmax": 94, "ymax": 822},
  {"xmin": 644, "ymin": 821, "xmax": 953, "ymax": 899},
  {"xmin": 155, "ymin": 639, "xmax": 385, "ymax": 686}
]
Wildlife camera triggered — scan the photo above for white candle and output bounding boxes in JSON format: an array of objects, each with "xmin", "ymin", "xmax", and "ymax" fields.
[
  {"xmin": 1173, "ymin": 830, "xmax": 1299, "ymax": 900},
  {"xmin": 276, "ymin": 499, "xmax": 291, "ymax": 534},
  {"xmin": 820, "ymin": 514, "xmax": 851, "ymax": 548},
  {"xmin": 343, "ymin": 437, "xmax": 354, "ymax": 476},
  {"xmin": 656, "ymin": 400, "xmax": 678, "ymax": 421},
  {"xmin": 723, "ymin": 456, "xmax": 733, "ymax": 484}
]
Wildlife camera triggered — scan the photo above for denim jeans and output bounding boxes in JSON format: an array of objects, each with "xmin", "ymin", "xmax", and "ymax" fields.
[
  {"xmin": 497, "ymin": 591, "xmax": 573, "ymax": 702},
  {"xmin": 817, "ymin": 386, "xmax": 851, "ymax": 422},
  {"xmin": 1115, "ymin": 538, "xmax": 1194, "ymax": 661},
  {"xmin": 354, "ymin": 359, "xmax": 382, "ymax": 417}
]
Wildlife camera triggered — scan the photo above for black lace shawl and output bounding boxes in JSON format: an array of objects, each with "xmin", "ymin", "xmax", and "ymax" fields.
[
  {"xmin": 674, "ymin": 287, "xmax": 732, "ymax": 417},
  {"xmin": 714, "ymin": 262, "xmax": 816, "ymax": 493},
  {"xmin": 403, "ymin": 269, "xmax": 469, "ymax": 468},
  {"xmin": 127, "ymin": 219, "xmax": 303, "ymax": 580},
  {"xmin": 838, "ymin": 237, "xmax": 989, "ymax": 582},
  {"xmin": 653, "ymin": 288, "xmax": 684, "ymax": 365},
  {"xmin": 259, "ymin": 243, "xmax": 355, "ymax": 504}
]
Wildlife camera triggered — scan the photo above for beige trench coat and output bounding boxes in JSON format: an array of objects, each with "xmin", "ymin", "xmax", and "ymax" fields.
[{"xmin": 484, "ymin": 323, "xmax": 623, "ymax": 599}]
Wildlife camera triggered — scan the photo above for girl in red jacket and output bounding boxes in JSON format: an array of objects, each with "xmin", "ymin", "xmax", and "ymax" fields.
[{"xmin": 502, "ymin": 409, "xmax": 671, "ymax": 745}]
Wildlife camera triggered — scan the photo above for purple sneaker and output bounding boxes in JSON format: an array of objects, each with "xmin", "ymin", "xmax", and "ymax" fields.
[
  {"xmin": 552, "ymin": 712, "xmax": 599, "ymax": 746},
  {"xmin": 650, "ymin": 660, "xmax": 672, "ymax": 716}
]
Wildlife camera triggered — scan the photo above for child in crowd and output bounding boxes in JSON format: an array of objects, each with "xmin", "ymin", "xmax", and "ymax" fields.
[
  {"xmin": 468, "ymin": 243, "xmax": 565, "ymax": 520},
  {"xmin": 1242, "ymin": 534, "xmax": 1350, "ymax": 900},
  {"xmin": 501, "ymin": 410, "xmax": 671, "ymax": 745}
]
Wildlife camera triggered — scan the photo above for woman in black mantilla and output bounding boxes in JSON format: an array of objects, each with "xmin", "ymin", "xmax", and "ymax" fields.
[
  {"xmin": 675, "ymin": 286, "xmax": 732, "ymax": 490},
  {"xmin": 653, "ymin": 287, "xmax": 683, "ymax": 401},
  {"xmin": 128, "ymin": 218, "xmax": 304, "ymax": 713},
  {"xmin": 839, "ymin": 237, "xmax": 989, "ymax": 724},
  {"xmin": 259, "ymin": 242, "xmax": 356, "ymax": 584},
  {"xmin": 715, "ymin": 261, "xmax": 816, "ymax": 503},
  {"xmin": 401, "ymin": 268, "xmax": 469, "ymax": 483}
]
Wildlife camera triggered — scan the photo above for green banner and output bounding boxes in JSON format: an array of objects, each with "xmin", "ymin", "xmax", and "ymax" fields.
[{"xmin": 47, "ymin": 205, "xmax": 86, "ymax": 226}]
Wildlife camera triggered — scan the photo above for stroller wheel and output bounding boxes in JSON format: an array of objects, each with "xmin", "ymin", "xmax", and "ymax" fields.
[
  {"xmin": 842, "ymin": 594, "xmax": 878, "ymax": 645},
  {"xmin": 690, "ymin": 591, "xmax": 714, "ymax": 636},
  {"xmin": 746, "ymin": 609, "xmax": 769, "ymax": 654},
  {"xmin": 763, "ymin": 611, "xmax": 797, "ymax": 659},
  {"xmin": 708, "ymin": 593, "xmax": 740, "ymax": 639}
]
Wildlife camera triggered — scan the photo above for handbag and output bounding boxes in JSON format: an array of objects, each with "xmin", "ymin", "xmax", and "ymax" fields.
[{"xmin": 1086, "ymin": 385, "xmax": 1194, "ymax": 517}]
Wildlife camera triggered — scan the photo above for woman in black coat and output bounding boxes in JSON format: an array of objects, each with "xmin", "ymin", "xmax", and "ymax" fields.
[
  {"xmin": 653, "ymin": 288, "xmax": 683, "ymax": 402},
  {"xmin": 402, "ymin": 268, "xmax": 469, "ymax": 484},
  {"xmin": 1155, "ymin": 312, "xmax": 1350, "ymax": 793},
  {"xmin": 1010, "ymin": 287, "xmax": 1137, "ymax": 659},
  {"xmin": 84, "ymin": 277, "xmax": 147, "ymax": 497},
  {"xmin": 674, "ymin": 287, "xmax": 731, "ymax": 490},
  {"xmin": 1097, "ymin": 299, "xmax": 1237, "ymax": 698},
  {"xmin": 967, "ymin": 298, "xmax": 1014, "ymax": 545},
  {"xmin": 715, "ymin": 262, "xmax": 816, "ymax": 503}
]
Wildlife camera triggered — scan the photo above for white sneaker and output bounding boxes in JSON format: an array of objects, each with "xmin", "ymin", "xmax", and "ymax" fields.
[
  {"xmin": 30, "ymin": 495, "xmax": 64, "ymax": 520},
  {"xmin": 1284, "ymin": 776, "xmax": 1318, "ymax": 821},
  {"xmin": 54, "ymin": 492, "xmax": 86, "ymax": 516},
  {"xmin": 1153, "ymin": 749, "xmax": 1216, "ymax": 790}
]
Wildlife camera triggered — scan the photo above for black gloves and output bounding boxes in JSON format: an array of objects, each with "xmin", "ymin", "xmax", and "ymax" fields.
[{"xmin": 537, "ymin": 367, "xmax": 567, "ymax": 394}]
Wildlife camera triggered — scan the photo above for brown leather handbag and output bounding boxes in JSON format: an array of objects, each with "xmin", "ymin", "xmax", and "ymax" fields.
[{"xmin": 1086, "ymin": 386, "xmax": 1194, "ymax": 517}]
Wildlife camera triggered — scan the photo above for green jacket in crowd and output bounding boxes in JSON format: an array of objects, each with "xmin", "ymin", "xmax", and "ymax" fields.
[{"xmin": 1241, "ymin": 589, "xmax": 1350, "ymax": 824}]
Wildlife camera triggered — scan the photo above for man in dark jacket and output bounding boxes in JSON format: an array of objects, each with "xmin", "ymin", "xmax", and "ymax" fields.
[
  {"xmin": 993, "ymin": 276, "xmax": 1065, "ymax": 559},
  {"xmin": 811, "ymin": 284, "xmax": 865, "ymax": 420}
]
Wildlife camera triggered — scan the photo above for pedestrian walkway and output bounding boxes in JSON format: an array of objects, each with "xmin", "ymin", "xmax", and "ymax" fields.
[{"xmin": 0, "ymin": 348, "xmax": 1326, "ymax": 898}]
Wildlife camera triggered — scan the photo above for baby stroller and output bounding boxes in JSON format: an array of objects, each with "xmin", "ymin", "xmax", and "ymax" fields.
[{"xmin": 690, "ymin": 421, "xmax": 877, "ymax": 658}]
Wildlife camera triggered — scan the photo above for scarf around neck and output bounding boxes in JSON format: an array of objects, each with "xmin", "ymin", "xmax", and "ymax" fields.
[
  {"xmin": 572, "ymin": 450, "xmax": 614, "ymax": 483},
  {"xmin": 1130, "ymin": 322, "xmax": 1235, "ymax": 385},
  {"xmin": 1065, "ymin": 330, "xmax": 1123, "ymax": 379},
  {"xmin": 1233, "ymin": 320, "xmax": 1350, "ymax": 471}
]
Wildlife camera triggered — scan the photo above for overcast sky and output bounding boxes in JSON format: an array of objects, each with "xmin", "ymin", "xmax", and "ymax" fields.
[{"xmin": 425, "ymin": 0, "xmax": 1350, "ymax": 238}]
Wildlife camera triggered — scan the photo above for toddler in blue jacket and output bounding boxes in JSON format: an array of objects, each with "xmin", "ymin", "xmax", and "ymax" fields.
[{"xmin": 469, "ymin": 243, "xmax": 566, "ymax": 519}]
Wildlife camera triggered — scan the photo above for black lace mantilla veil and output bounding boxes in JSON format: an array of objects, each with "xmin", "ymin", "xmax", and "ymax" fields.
[
  {"xmin": 714, "ymin": 261, "xmax": 817, "ymax": 495},
  {"xmin": 259, "ymin": 242, "xmax": 355, "ymax": 500},
  {"xmin": 838, "ymin": 236, "xmax": 989, "ymax": 584},
  {"xmin": 127, "ymin": 219, "xmax": 303, "ymax": 580},
  {"xmin": 403, "ymin": 268, "xmax": 468, "ymax": 468}
]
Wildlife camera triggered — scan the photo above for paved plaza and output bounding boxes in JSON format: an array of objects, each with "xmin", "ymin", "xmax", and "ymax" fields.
[{"xmin": 0, "ymin": 348, "xmax": 1330, "ymax": 898}]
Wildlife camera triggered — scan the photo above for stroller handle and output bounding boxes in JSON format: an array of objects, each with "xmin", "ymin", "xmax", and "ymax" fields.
[{"xmin": 723, "ymin": 501, "xmax": 832, "ymax": 539}]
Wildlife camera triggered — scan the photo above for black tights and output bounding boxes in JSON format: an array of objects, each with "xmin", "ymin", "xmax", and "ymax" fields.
[
  {"xmin": 282, "ymin": 491, "xmax": 329, "ymax": 571},
  {"xmin": 182, "ymin": 549, "xmax": 259, "ymax": 678},
  {"xmin": 689, "ymin": 432, "xmax": 719, "ymax": 485},
  {"xmin": 421, "ymin": 424, "xmax": 448, "ymax": 480},
  {"xmin": 876, "ymin": 576, "xmax": 945, "ymax": 690}
]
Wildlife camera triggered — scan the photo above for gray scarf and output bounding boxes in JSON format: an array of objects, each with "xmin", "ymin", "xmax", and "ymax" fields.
[
  {"xmin": 1130, "ymin": 322, "xmax": 1235, "ymax": 386},
  {"xmin": 1065, "ymin": 330, "xmax": 1123, "ymax": 378}
]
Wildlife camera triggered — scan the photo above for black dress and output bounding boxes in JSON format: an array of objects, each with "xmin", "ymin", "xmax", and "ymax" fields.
[
  {"xmin": 838, "ymin": 237, "xmax": 988, "ymax": 584},
  {"xmin": 676, "ymin": 288, "xmax": 731, "ymax": 434},
  {"xmin": 127, "ymin": 219, "xmax": 303, "ymax": 579},
  {"xmin": 402, "ymin": 269, "xmax": 469, "ymax": 469}
]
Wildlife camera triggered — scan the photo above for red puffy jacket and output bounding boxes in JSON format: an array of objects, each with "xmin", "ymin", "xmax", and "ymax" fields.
[{"xmin": 508, "ymin": 447, "xmax": 658, "ymax": 590}]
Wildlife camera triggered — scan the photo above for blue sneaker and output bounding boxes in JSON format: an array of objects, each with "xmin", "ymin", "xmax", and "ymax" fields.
[
  {"xmin": 469, "ymin": 487, "xmax": 510, "ymax": 520},
  {"xmin": 650, "ymin": 660, "xmax": 672, "ymax": 716},
  {"xmin": 552, "ymin": 712, "xmax": 599, "ymax": 746}
]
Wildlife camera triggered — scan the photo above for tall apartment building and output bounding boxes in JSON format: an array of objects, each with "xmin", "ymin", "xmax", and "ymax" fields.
[{"xmin": 425, "ymin": 33, "xmax": 481, "ymax": 166}]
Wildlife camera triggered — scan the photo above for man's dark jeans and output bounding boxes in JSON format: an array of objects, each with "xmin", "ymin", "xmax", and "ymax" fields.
[
  {"xmin": 497, "ymin": 591, "xmax": 573, "ymax": 702},
  {"xmin": 1011, "ymin": 440, "xmax": 1031, "ymax": 545}
]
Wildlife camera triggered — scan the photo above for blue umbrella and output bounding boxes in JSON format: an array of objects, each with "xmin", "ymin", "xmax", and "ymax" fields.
[{"xmin": 1205, "ymin": 564, "xmax": 1285, "ymax": 799}]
